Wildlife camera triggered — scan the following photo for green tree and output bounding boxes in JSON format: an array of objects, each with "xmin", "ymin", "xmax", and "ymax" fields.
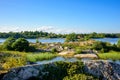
[
  {"xmin": 3, "ymin": 37, "xmax": 16, "ymax": 50},
  {"xmin": 65, "ymin": 33, "xmax": 77, "ymax": 42},
  {"xmin": 12, "ymin": 38, "xmax": 29, "ymax": 51}
]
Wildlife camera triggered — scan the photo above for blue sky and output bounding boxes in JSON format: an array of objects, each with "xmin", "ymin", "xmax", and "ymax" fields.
[{"xmin": 0, "ymin": 0, "xmax": 120, "ymax": 33}]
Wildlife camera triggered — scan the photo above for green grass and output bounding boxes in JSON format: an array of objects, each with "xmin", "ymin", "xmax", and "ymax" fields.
[
  {"xmin": 98, "ymin": 51, "xmax": 120, "ymax": 60},
  {"xmin": 26, "ymin": 52, "xmax": 57, "ymax": 62},
  {"xmin": 0, "ymin": 51, "xmax": 57, "ymax": 73}
]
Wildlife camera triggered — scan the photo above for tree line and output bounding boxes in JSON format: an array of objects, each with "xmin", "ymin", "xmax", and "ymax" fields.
[{"xmin": 0, "ymin": 31, "xmax": 120, "ymax": 39}]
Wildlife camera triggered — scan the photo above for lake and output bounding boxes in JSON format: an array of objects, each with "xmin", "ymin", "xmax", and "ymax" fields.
[
  {"xmin": 0, "ymin": 38, "xmax": 65, "ymax": 43},
  {"xmin": 0, "ymin": 38, "xmax": 119, "ymax": 44},
  {"xmin": 36, "ymin": 57, "xmax": 80, "ymax": 64},
  {"xmin": 93, "ymin": 38, "xmax": 119, "ymax": 44}
]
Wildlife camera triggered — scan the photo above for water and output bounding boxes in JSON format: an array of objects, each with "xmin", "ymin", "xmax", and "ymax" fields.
[
  {"xmin": 36, "ymin": 57, "xmax": 120, "ymax": 65},
  {"xmin": 93, "ymin": 38, "xmax": 119, "ymax": 44},
  {"xmin": 0, "ymin": 38, "xmax": 65, "ymax": 43},
  {"xmin": 0, "ymin": 38, "xmax": 119, "ymax": 44},
  {"xmin": 107, "ymin": 60, "xmax": 120, "ymax": 65},
  {"xmin": 36, "ymin": 57, "xmax": 80, "ymax": 64}
]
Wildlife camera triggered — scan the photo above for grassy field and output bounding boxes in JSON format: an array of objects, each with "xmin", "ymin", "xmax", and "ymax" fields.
[
  {"xmin": 26, "ymin": 52, "xmax": 57, "ymax": 62},
  {"xmin": 98, "ymin": 51, "xmax": 120, "ymax": 60}
]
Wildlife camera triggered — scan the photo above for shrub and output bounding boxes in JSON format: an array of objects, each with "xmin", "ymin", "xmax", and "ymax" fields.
[
  {"xmin": 36, "ymin": 38, "xmax": 39, "ymax": 43},
  {"xmin": 65, "ymin": 33, "xmax": 77, "ymax": 42},
  {"xmin": 12, "ymin": 38, "xmax": 29, "ymax": 52},
  {"xmin": 117, "ymin": 39, "xmax": 120, "ymax": 48},
  {"xmin": 75, "ymin": 48, "xmax": 82, "ymax": 54},
  {"xmin": 63, "ymin": 74, "xmax": 98, "ymax": 80},
  {"xmin": 0, "ymin": 51, "xmax": 26, "ymax": 70},
  {"xmin": 51, "ymin": 48, "xmax": 57, "ymax": 53},
  {"xmin": 2, "ymin": 37, "xmax": 16, "ymax": 50},
  {"xmin": 2, "ymin": 57, "xmax": 26, "ymax": 70},
  {"xmin": 92, "ymin": 41, "xmax": 111, "ymax": 52},
  {"xmin": 42, "ymin": 61, "xmax": 98, "ymax": 80}
]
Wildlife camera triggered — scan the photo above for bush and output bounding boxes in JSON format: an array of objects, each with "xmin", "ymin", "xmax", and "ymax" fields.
[
  {"xmin": 2, "ymin": 57, "xmax": 26, "ymax": 70},
  {"xmin": 51, "ymin": 48, "xmax": 57, "ymax": 53},
  {"xmin": 0, "ymin": 51, "xmax": 26, "ymax": 70},
  {"xmin": 92, "ymin": 41, "xmax": 111, "ymax": 52},
  {"xmin": 42, "ymin": 61, "xmax": 98, "ymax": 80},
  {"xmin": 75, "ymin": 48, "xmax": 82, "ymax": 54},
  {"xmin": 65, "ymin": 33, "xmax": 77, "ymax": 42},
  {"xmin": 27, "ymin": 46, "xmax": 36, "ymax": 52},
  {"xmin": 2, "ymin": 37, "xmax": 16, "ymax": 50},
  {"xmin": 12, "ymin": 38, "xmax": 29, "ymax": 52},
  {"xmin": 117, "ymin": 39, "xmax": 120, "ymax": 48},
  {"xmin": 63, "ymin": 74, "xmax": 98, "ymax": 80}
]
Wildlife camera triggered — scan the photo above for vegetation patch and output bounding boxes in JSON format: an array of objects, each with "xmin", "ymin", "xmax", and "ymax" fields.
[
  {"xmin": 98, "ymin": 51, "xmax": 120, "ymax": 60},
  {"xmin": 0, "ymin": 51, "xmax": 26, "ymax": 73},
  {"xmin": 42, "ymin": 61, "xmax": 98, "ymax": 80},
  {"xmin": 26, "ymin": 52, "xmax": 57, "ymax": 62}
]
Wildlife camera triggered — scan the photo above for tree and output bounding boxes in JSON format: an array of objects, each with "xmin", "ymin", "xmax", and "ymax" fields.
[
  {"xmin": 3, "ymin": 37, "xmax": 16, "ymax": 50},
  {"xmin": 65, "ymin": 33, "xmax": 77, "ymax": 42},
  {"xmin": 12, "ymin": 38, "xmax": 29, "ymax": 51}
]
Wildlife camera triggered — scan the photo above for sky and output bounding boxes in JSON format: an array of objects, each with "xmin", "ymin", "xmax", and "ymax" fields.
[{"xmin": 0, "ymin": 0, "xmax": 120, "ymax": 33}]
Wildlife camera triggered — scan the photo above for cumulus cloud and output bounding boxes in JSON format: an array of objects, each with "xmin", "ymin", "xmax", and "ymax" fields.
[
  {"xmin": 0, "ymin": 26, "xmax": 19, "ymax": 32},
  {"xmin": 0, "ymin": 26, "xmax": 91, "ymax": 34},
  {"xmin": 35, "ymin": 26, "xmax": 91, "ymax": 34}
]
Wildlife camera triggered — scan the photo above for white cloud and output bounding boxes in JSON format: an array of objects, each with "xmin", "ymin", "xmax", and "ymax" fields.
[
  {"xmin": 0, "ymin": 26, "xmax": 91, "ymax": 34},
  {"xmin": 0, "ymin": 26, "xmax": 19, "ymax": 32}
]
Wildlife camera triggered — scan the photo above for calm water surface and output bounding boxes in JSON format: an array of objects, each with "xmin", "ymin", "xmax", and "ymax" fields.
[
  {"xmin": 0, "ymin": 38, "xmax": 119, "ymax": 44},
  {"xmin": 36, "ymin": 57, "xmax": 120, "ymax": 65},
  {"xmin": 93, "ymin": 38, "xmax": 119, "ymax": 44},
  {"xmin": 0, "ymin": 38, "xmax": 65, "ymax": 43},
  {"xmin": 36, "ymin": 57, "xmax": 80, "ymax": 64}
]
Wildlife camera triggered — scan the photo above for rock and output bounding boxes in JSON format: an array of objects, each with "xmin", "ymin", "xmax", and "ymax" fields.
[
  {"xmin": 84, "ymin": 60, "xmax": 120, "ymax": 80},
  {"xmin": 58, "ymin": 51, "xmax": 74, "ymax": 55},
  {"xmin": 2, "ymin": 65, "xmax": 46, "ymax": 80},
  {"xmin": 74, "ymin": 54, "xmax": 98, "ymax": 59},
  {"xmin": 1, "ymin": 60, "xmax": 120, "ymax": 80},
  {"xmin": 64, "ymin": 47, "xmax": 68, "ymax": 50}
]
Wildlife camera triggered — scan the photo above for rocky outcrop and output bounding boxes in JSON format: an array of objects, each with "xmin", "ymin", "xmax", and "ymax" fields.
[
  {"xmin": 74, "ymin": 54, "xmax": 98, "ymax": 59},
  {"xmin": 1, "ymin": 64, "xmax": 51, "ymax": 80},
  {"xmin": 2, "ymin": 60, "xmax": 120, "ymax": 80},
  {"xmin": 84, "ymin": 60, "xmax": 120, "ymax": 80}
]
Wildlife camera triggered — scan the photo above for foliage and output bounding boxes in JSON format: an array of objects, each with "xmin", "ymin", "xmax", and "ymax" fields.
[
  {"xmin": 62, "ymin": 42, "xmax": 80, "ymax": 49},
  {"xmin": 12, "ymin": 38, "xmax": 29, "ymax": 51},
  {"xmin": 98, "ymin": 51, "xmax": 120, "ymax": 60},
  {"xmin": 26, "ymin": 52, "xmax": 57, "ymax": 62},
  {"xmin": 42, "ymin": 61, "xmax": 98, "ymax": 80},
  {"xmin": 117, "ymin": 39, "xmax": 120, "ymax": 48},
  {"xmin": 75, "ymin": 48, "xmax": 82, "ymax": 54},
  {"xmin": 2, "ymin": 37, "xmax": 16, "ymax": 50},
  {"xmin": 0, "ymin": 51, "xmax": 26, "ymax": 71},
  {"xmin": 65, "ymin": 33, "xmax": 77, "ymax": 42},
  {"xmin": 51, "ymin": 48, "xmax": 57, "ymax": 53},
  {"xmin": 2, "ymin": 57, "xmax": 26, "ymax": 70},
  {"xmin": 0, "ymin": 31, "xmax": 120, "ymax": 39},
  {"xmin": 2, "ymin": 38, "xmax": 35, "ymax": 52},
  {"xmin": 92, "ymin": 41, "xmax": 112, "ymax": 52},
  {"xmin": 63, "ymin": 74, "xmax": 98, "ymax": 80},
  {"xmin": 36, "ymin": 38, "xmax": 39, "ymax": 43}
]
